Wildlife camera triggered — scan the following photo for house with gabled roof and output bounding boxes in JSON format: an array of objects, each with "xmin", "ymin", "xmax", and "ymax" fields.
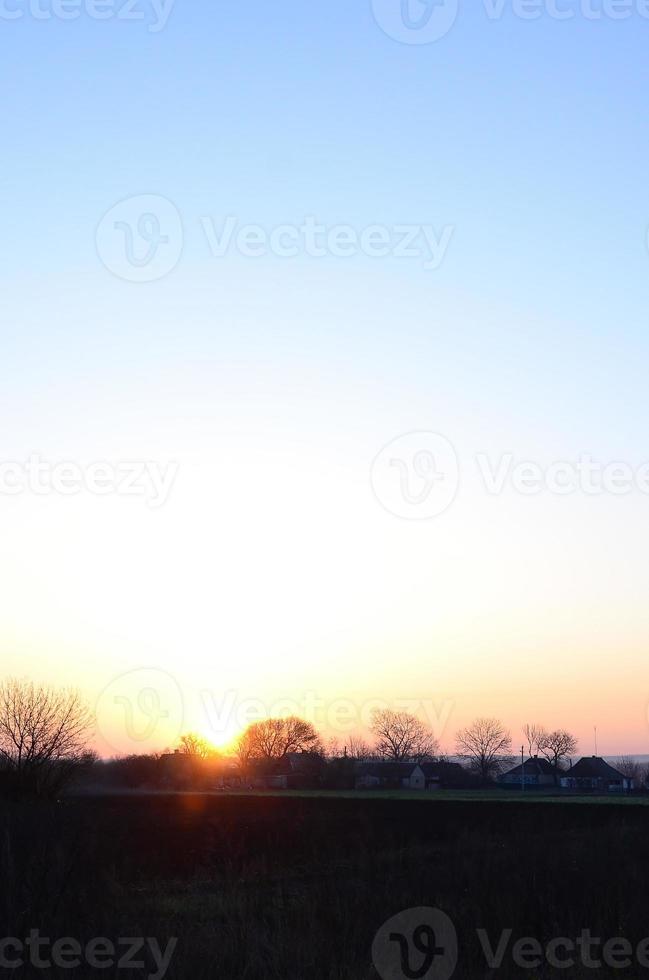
[
  {"xmin": 560, "ymin": 757, "xmax": 633, "ymax": 793},
  {"xmin": 499, "ymin": 756, "xmax": 556, "ymax": 787},
  {"xmin": 355, "ymin": 762, "xmax": 431, "ymax": 791}
]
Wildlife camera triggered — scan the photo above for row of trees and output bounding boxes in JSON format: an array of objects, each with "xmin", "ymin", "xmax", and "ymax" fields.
[
  {"xmin": 454, "ymin": 718, "xmax": 580, "ymax": 783},
  {"xmin": 0, "ymin": 691, "xmax": 446, "ymax": 796},
  {"xmin": 175, "ymin": 716, "xmax": 581, "ymax": 784},
  {"xmin": 213, "ymin": 713, "xmax": 583, "ymax": 787},
  {"xmin": 1, "ymin": 677, "xmax": 643, "ymax": 795},
  {"xmin": 224, "ymin": 709, "xmax": 440, "ymax": 767}
]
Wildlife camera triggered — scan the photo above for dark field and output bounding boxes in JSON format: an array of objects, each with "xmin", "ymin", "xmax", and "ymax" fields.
[{"xmin": 2, "ymin": 793, "xmax": 649, "ymax": 978}]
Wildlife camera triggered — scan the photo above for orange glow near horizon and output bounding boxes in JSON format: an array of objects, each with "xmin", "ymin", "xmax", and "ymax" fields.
[{"xmin": 3, "ymin": 491, "xmax": 649, "ymax": 761}]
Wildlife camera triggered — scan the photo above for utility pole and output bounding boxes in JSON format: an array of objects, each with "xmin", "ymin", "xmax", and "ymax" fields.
[
  {"xmin": 594, "ymin": 726, "xmax": 598, "ymax": 757},
  {"xmin": 521, "ymin": 745, "xmax": 525, "ymax": 793}
]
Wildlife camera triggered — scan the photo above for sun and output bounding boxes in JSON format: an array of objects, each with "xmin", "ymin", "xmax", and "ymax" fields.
[{"xmin": 198, "ymin": 719, "xmax": 241, "ymax": 753}]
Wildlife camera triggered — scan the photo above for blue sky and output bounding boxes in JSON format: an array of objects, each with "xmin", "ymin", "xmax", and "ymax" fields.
[
  {"xmin": 2, "ymin": 0, "xmax": 649, "ymax": 753},
  {"xmin": 4, "ymin": 2, "xmax": 649, "ymax": 396}
]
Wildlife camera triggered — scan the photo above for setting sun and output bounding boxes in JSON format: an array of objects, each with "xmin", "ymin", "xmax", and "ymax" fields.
[{"xmin": 3, "ymin": 4, "xmax": 649, "ymax": 977}]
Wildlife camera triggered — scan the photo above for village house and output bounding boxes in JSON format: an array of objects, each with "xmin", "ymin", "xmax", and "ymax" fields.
[
  {"xmin": 560, "ymin": 757, "xmax": 633, "ymax": 793},
  {"xmin": 419, "ymin": 762, "xmax": 447, "ymax": 791},
  {"xmin": 355, "ymin": 762, "xmax": 440, "ymax": 791},
  {"xmin": 499, "ymin": 756, "xmax": 556, "ymax": 788},
  {"xmin": 251, "ymin": 752, "xmax": 325, "ymax": 790}
]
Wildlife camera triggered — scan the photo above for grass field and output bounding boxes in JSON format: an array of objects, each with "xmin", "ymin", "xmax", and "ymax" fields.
[
  {"xmin": 79, "ymin": 786, "xmax": 649, "ymax": 804},
  {"xmin": 2, "ymin": 793, "xmax": 649, "ymax": 978}
]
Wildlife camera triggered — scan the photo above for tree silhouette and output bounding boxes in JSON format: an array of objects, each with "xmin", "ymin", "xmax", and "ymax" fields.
[
  {"xmin": 539, "ymin": 729, "xmax": 578, "ymax": 783},
  {"xmin": 235, "ymin": 717, "xmax": 320, "ymax": 764},
  {"xmin": 345, "ymin": 734, "xmax": 373, "ymax": 761},
  {"xmin": 456, "ymin": 717, "xmax": 513, "ymax": 783},
  {"xmin": 370, "ymin": 709, "xmax": 438, "ymax": 763},
  {"xmin": 0, "ymin": 678, "xmax": 93, "ymax": 798},
  {"xmin": 522, "ymin": 722, "xmax": 547, "ymax": 757},
  {"xmin": 178, "ymin": 733, "xmax": 215, "ymax": 759}
]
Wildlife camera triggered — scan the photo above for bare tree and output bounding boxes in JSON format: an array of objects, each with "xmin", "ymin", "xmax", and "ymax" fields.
[
  {"xmin": 637, "ymin": 763, "xmax": 649, "ymax": 790},
  {"xmin": 370, "ymin": 709, "xmax": 438, "ymax": 763},
  {"xmin": 345, "ymin": 734, "xmax": 372, "ymax": 761},
  {"xmin": 616, "ymin": 756, "xmax": 643, "ymax": 786},
  {"xmin": 178, "ymin": 733, "xmax": 215, "ymax": 759},
  {"xmin": 235, "ymin": 716, "xmax": 320, "ymax": 764},
  {"xmin": 539, "ymin": 729, "xmax": 578, "ymax": 783},
  {"xmin": 281, "ymin": 716, "xmax": 322, "ymax": 756},
  {"xmin": 324, "ymin": 736, "xmax": 341, "ymax": 759},
  {"xmin": 234, "ymin": 725, "xmax": 257, "ymax": 769},
  {"xmin": 456, "ymin": 717, "xmax": 513, "ymax": 783},
  {"xmin": 523, "ymin": 723, "xmax": 547, "ymax": 758},
  {"xmin": 0, "ymin": 678, "xmax": 93, "ymax": 798}
]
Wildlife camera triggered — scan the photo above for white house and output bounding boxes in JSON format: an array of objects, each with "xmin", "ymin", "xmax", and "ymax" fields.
[{"xmin": 355, "ymin": 762, "xmax": 437, "ymax": 791}]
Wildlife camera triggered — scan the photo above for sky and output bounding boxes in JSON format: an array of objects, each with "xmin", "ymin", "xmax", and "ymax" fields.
[{"xmin": 2, "ymin": 0, "xmax": 649, "ymax": 757}]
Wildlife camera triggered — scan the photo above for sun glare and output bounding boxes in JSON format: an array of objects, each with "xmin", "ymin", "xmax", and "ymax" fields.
[{"xmin": 199, "ymin": 720, "xmax": 241, "ymax": 754}]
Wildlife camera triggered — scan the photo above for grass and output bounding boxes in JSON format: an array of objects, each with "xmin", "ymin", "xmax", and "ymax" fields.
[
  {"xmin": 83, "ymin": 786, "xmax": 649, "ymax": 804},
  {"xmin": 3, "ymin": 793, "xmax": 649, "ymax": 978}
]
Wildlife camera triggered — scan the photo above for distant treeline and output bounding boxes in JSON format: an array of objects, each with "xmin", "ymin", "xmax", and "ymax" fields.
[{"xmin": 2, "ymin": 677, "xmax": 647, "ymax": 798}]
